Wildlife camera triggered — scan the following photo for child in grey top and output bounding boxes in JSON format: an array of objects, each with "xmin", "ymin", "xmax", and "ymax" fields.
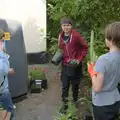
[
  {"xmin": 88, "ymin": 22, "xmax": 120, "ymax": 120},
  {"xmin": 93, "ymin": 52, "xmax": 120, "ymax": 106}
]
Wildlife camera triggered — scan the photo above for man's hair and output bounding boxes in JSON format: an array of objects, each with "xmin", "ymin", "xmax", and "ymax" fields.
[
  {"xmin": 60, "ymin": 17, "xmax": 73, "ymax": 25},
  {"xmin": 105, "ymin": 22, "xmax": 120, "ymax": 48},
  {"xmin": 0, "ymin": 29, "xmax": 4, "ymax": 39}
]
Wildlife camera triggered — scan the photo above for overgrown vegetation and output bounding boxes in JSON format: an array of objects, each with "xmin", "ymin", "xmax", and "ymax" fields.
[
  {"xmin": 28, "ymin": 65, "xmax": 47, "ymax": 91},
  {"xmin": 47, "ymin": 0, "xmax": 120, "ymax": 55},
  {"xmin": 47, "ymin": 0, "xmax": 120, "ymax": 119},
  {"xmin": 54, "ymin": 102, "xmax": 78, "ymax": 120},
  {"xmin": 54, "ymin": 87, "xmax": 79, "ymax": 120}
]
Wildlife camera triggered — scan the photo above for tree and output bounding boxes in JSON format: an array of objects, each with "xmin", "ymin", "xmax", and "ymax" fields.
[{"xmin": 47, "ymin": 0, "xmax": 120, "ymax": 55}]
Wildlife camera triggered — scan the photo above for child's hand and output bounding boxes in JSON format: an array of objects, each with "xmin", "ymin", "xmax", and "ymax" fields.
[
  {"xmin": 9, "ymin": 68, "xmax": 15, "ymax": 75},
  {"xmin": 87, "ymin": 62, "xmax": 97, "ymax": 78}
]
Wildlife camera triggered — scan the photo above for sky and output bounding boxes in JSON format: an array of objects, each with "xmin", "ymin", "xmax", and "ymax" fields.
[
  {"xmin": 0, "ymin": 0, "xmax": 46, "ymax": 53},
  {"xmin": 0, "ymin": 0, "xmax": 46, "ymax": 28}
]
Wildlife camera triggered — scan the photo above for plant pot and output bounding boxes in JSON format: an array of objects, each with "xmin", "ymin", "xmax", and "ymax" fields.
[
  {"xmin": 35, "ymin": 79, "xmax": 48, "ymax": 89},
  {"xmin": 30, "ymin": 84, "xmax": 41, "ymax": 93},
  {"xmin": 52, "ymin": 50, "xmax": 63, "ymax": 65},
  {"xmin": 30, "ymin": 79, "xmax": 48, "ymax": 93},
  {"xmin": 41, "ymin": 79, "xmax": 48, "ymax": 89}
]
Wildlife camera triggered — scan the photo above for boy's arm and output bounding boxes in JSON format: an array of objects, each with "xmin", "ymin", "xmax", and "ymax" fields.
[
  {"xmin": 77, "ymin": 33, "xmax": 88, "ymax": 62},
  {"xmin": 91, "ymin": 72, "xmax": 104, "ymax": 92},
  {"xmin": 88, "ymin": 56, "xmax": 105, "ymax": 92}
]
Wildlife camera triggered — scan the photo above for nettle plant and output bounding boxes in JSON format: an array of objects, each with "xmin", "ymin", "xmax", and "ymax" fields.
[
  {"xmin": 54, "ymin": 103, "xmax": 78, "ymax": 120},
  {"xmin": 54, "ymin": 88, "xmax": 78, "ymax": 120}
]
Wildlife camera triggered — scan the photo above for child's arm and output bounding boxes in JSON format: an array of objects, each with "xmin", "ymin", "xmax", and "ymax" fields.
[
  {"xmin": 88, "ymin": 56, "xmax": 105, "ymax": 92},
  {"xmin": 91, "ymin": 72, "xmax": 104, "ymax": 92}
]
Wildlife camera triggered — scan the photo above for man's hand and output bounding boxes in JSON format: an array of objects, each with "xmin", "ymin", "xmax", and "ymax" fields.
[
  {"xmin": 68, "ymin": 59, "xmax": 80, "ymax": 65},
  {"xmin": 9, "ymin": 68, "xmax": 15, "ymax": 75},
  {"xmin": 87, "ymin": 62, "xmax": 97, "ymax": 78}
]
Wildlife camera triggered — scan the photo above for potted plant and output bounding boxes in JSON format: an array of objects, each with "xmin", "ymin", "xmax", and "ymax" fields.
[{"xmin": 29, "ymin": 65, "xmax": 48, "ymax": 93}]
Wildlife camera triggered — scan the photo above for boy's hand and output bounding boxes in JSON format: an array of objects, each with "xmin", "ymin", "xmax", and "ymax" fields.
[
  {"xmin": 87, "ymin": 62, "xmax": 97, "ymax": 78},
  {"xmin": 9, "ymin": 68, "xmax": 15, "ymax": 75},
  {"xmin": 68, "ymin": 59, "xmax": 80, "ymax": 65}
]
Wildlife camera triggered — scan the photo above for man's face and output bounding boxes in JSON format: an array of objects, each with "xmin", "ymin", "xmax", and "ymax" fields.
[{"xmin": 61, "ymin": 23, "xmax": 72, "ymax": 34}]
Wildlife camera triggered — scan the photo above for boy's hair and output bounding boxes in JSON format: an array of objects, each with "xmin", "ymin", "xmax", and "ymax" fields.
[
  {"xmin": 0, "ymin": 29, "xmax": 4, "ymax": 39},
  {"xmin": 105, "ymin": 22, "xmax": 120, "ymax": 48},
  {"xmin": 60, "ymin": 17, "xmax": 73, "ymax": 25}
]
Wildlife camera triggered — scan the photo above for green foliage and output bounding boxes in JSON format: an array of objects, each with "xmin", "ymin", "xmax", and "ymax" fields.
[
  {"xmin": 48, "ymin": 0, "xmax": 77, "ymax": 20},
  {"xmin": 89, "ymin": 30, "xmax": 98, "ymax": 63},
  {"xmin": 29, "ymin": 65, "xmax": 45, "ymax": 80},
  {"xmin": 54, "ymin": 102, "xmax": 78, "ymax": 120},
  {"xmin": 47, "ymin": 0, "xmax": 120, "ymax": 117},
  {"xmin": 30, "ymin": 70, "xmax": 45, "ymax": 80},
  {"xmin": 54, "ymin": 87, "xmax": 78, "ymax": 120},
  {"xmin": 47, "ymin": 34, "xmax": 59, "ymax": 54},
  {"xmin": 48, "ymin": 0, "xmax": 120, "ymax": 27},
  {"xmin": 79, "ymin": 97, "xmax": 93, "ymax": 116},
  {"xmin": 47, "ymin": 0, "xmax": 120, "ymax": 54}
]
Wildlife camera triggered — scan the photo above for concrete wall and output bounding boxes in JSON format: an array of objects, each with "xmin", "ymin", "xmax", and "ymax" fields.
[{"xmin": 0, "ymin": 0, "xmax": 46, "ymax": 53}]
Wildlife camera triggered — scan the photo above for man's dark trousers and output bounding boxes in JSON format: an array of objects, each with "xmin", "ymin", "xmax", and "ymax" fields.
[{"xmin": 61, "ymin": 64, "xmax": 82, "ymax": 103}]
